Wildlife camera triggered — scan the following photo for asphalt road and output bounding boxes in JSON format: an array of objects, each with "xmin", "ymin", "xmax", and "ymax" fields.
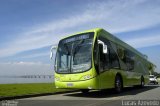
[{"xmin": 2, "ymin": 85, "xmax": 160, "ymax": 106}]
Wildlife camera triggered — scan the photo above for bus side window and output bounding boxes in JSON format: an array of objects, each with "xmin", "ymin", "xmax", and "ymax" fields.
[
  {"xmin": 124, "ymin": 50, "xmax": 135, "ymax": 71},
  {"xmin": 109, "ymin": 41, "xmax": 120, "ymax": 69},
  {"xmin": 98, "ymin": 36, "xmax": 110, "ymax": 72}
]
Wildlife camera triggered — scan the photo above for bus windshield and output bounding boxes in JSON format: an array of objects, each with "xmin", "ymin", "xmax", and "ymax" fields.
[{"xmin": 55, "ymin": 32, "xmax": 94, "ymax": 73}]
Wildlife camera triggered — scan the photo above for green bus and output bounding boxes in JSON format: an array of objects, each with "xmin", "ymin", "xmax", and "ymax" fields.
[{"xmin": 50, "ymin": 28, "xmax": 153, "ymax": 93}]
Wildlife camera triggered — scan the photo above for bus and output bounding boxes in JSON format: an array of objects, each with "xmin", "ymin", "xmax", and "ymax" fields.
[{"xmin": 50, "ymin": 28, "xmax": 154, "ymax": 93}]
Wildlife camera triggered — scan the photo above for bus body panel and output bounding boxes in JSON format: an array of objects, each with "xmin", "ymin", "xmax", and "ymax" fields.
[
  {"xmin": 97, "ymin": 69, "xmax": 121, "ymax": 89},
  {"xmin": 54, "ymin": 68, "xmax": 99, "ymax": 89},
  {"xmin": 98, "ymin": 29, "xmax": 151, "ymax": 86},
  {"xmin": 54, "ymin": 69, "xmax": 96, "ymax": 82},
  {"xmin": 55, "ymin": 77, "xmax": 99, "ymax": 89},
  {"xmin": 52, "ymin": 28, "xmax": 153, "ymax": 90}
]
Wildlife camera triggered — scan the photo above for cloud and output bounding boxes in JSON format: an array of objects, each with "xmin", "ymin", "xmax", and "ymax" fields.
[
  {"xmin": 124, "ymin": 34, "xmax": 160, "ymax": 48},
  {"xmin": 0, "ymin": 0, "xmax": 160, "ymax": 58},
  {"xmin": 92, "ymin": 0, "xmax": 160, "ymax": 33},
  {"xmin": 20, "ymin": 52, "xmax": 49, "ymax": 59}
]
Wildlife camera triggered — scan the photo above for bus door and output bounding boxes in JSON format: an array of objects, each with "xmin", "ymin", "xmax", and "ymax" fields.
[{"xmin": 95, "ymin": 36, "xmax": 120, "ymax": 89}]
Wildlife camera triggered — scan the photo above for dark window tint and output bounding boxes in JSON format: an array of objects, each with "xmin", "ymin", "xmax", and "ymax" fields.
[
  {"xmin": 109, "ymin": 41, "xmax": 120, "ymax": 69},
  {"xmin": 117, "ymin": 47, "xmax": 135, "ymax": 71},
  {"xmin": 98, "ymin": 36, "xmax": 120, "ymax": 72},
  {"xmin": 124, "ymin": 50, "xmax": 135, "ymax": 70}
]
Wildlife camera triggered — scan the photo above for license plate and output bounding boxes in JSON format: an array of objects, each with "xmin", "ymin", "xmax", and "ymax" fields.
[{"xmin": 67, "ymin": 83, "xmax": 73, "ymax": 87}]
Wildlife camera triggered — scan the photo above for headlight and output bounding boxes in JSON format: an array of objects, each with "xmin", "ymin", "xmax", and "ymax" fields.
[{"xmin": 83, "ymin": 75, "xmax": 91, "ymax": 80}]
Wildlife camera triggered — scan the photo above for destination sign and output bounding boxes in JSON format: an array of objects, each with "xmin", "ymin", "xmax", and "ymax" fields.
[{"xmin": 61, "ymin": 32, "xmax": 94, "ymax": 44}]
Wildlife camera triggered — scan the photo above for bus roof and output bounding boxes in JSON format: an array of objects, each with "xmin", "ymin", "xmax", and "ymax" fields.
[{"xmin": 60, "ymin": 28, "xmax": 102, "ymax": 40}]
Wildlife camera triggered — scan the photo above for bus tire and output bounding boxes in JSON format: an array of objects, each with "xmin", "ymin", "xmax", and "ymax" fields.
[
  {"xmin": 115, "ymin": 75, "xmax": 123, "ymax": 93},
  {"xmin": 81, "ymin": 89, "xmax": 89, "ymax": 94}
]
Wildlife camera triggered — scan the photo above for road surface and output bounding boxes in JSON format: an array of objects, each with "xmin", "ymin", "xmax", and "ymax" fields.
[{"xmin": 2, "ymin": 85, "xmax": 160, "ymax": 106}]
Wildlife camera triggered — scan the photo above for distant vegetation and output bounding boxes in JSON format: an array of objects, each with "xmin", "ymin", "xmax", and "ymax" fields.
[{"xmin": 0, "ymin": 83, "xmax": 69, "ymax": 98}]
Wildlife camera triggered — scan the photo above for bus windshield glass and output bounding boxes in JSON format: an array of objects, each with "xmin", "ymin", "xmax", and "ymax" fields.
[{"xmin": 55, "ymin": 32, "xmax": 94, "ymax": 73}]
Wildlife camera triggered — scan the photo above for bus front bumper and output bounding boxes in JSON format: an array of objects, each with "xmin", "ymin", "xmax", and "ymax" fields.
[{"xmin": 55, "ymin": 77, "xmax": 98, "ymax": 89}]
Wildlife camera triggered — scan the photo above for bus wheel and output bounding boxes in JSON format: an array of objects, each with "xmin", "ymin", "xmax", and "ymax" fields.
[
  {"xmin": 115, "ymin": 75, "xmax": 123, "ymax": 93},
  {"xmin": 81, "ymin": 89, "xmax": 89, "ymax": 94},
  {"xmin": 140, "ymin": 77, "xmax": 145, "ymax": 88}
]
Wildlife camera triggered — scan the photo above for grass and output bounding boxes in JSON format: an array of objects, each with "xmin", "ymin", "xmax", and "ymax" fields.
[{"xmin": 0, "ymin": 83, "xmax": 69, "ymax": 97}]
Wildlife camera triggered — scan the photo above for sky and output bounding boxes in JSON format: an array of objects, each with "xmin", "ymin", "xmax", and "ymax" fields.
[{"xmin": 0, "ymin": 0, "xmax": 160, "ymax": 76}]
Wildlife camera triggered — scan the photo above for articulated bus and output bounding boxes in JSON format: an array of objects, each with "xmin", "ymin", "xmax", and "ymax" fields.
[{"xmin": 50, "ymin": 28, "xmax": 154, "ymax": 93}]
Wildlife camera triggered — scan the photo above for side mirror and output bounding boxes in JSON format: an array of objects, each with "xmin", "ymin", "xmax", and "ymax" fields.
[
  {"xmin": 50, "ymin": 46, "xmax": 57, "ymax": 60},
  {"xmin": 98, "ymin": 40, "xmax": 108, "ymax": 54},
  {"xmin": 50, "ymin": 52, "xmax": 53, "ymax": 60}
]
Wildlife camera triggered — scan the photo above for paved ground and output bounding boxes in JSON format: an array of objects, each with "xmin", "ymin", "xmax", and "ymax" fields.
[{"xmin": 1, "ymin": 85, "xmax": 160, "ymax": 106}]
